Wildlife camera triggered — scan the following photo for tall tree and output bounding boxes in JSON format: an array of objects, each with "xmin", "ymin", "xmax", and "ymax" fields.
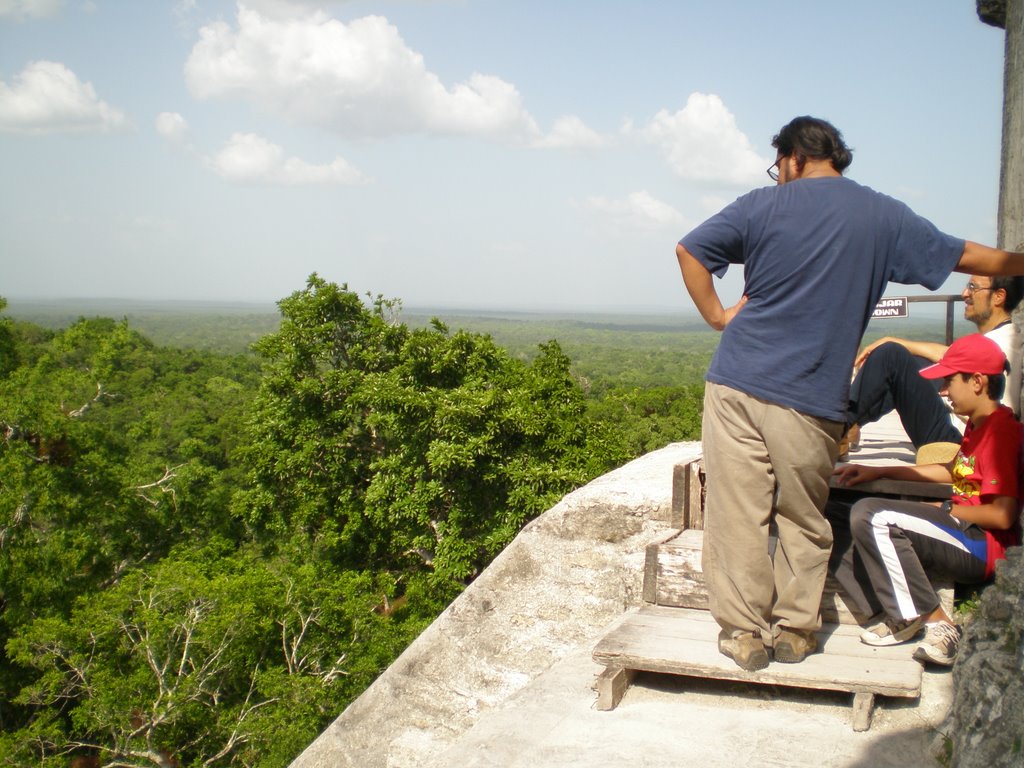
[{"xmin": 233, "ymin": 275, "xmax": 622, "ymax": 588}]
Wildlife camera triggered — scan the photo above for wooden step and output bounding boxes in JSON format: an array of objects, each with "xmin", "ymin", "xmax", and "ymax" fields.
[
  {"xmin": 593, "ymin": 604, "xmax": 923, "ymax": 731},
  {"xmin": 642, "ymin": 529, "xmax": 952, "ymax": 624},
  {"xmin": 642, "ymin": 529, "xmax": 871, "ymax": 624}
]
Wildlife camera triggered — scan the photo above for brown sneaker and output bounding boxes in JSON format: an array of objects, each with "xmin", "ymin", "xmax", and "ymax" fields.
[
  {"xmin": 912, "ymin": 621, "xmax": 961, "ymax": 666},
  {"xmin": 718, "ymin": 630, "xmax": 769, "ymax": 671},
  {"xmin": 860, "ymin": 615, "xmax": 925, "ymax": 646},
  {"xmin": 773, "ymin": 628, "xmax": 818, "ymax": 663}
]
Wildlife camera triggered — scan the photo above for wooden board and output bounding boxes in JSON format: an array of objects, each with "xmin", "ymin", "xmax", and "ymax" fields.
[
  {"xmin": 642, "ymin": 528, "xmax": 706, "ymax": 609},
  {"xmin": 592, "ymin": 605, "xmax": 923, "ymax": 730},
  {"xmin": 593, "ymin": 605, "xmax": 922, "ymax": 699},
  {"xmin": 828, "ymin": 474, "xmax": 951, "ymax": 500},
  {"xmin": 670, "ymin": 458, "xmax": 704, "ymax": 531},
  {"xmin": 643, "ymin": 530, "xmax": 875, "ymax": 625}
]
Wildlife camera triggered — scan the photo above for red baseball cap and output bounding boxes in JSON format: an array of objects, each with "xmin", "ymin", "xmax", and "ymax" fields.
[{"xmin": 919, "ymin": 333, "xmax": 1008, "ymax": 379}]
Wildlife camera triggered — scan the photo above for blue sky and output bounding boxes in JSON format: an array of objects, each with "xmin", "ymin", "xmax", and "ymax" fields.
[{"xmin": 0, "ymin": 1, "xmax": 1008, "ymax": 311}]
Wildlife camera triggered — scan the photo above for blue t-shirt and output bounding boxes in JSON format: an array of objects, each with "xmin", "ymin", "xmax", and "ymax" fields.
[{"xmin": 679, "ymin": 176, "xmax": 964, "ymax": 421}]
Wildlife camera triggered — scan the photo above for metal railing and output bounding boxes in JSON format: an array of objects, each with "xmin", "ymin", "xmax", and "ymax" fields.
[
  {"xmin": 906, "ymin": 294, "xmax": 962, "ymax": 345},
  {"xmin": 877, "ymin": 294, "xmax": 962, "ymax": 345}
]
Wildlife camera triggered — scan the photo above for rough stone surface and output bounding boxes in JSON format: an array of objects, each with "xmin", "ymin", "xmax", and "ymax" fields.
[
  {"xmin": 978, "ymin": 0, "xmax": 1007, "ymax": 28},
  {"xmin": 997, "ymin": 0, "xmax": 1024, "ymax": 252},
  {"xmin": 950, "ymin": 547, "xmax": 1024, "ymax": 768},
  {"xmin": 289, "ymin": 442, "xmax": 702, "ymax": 768}
]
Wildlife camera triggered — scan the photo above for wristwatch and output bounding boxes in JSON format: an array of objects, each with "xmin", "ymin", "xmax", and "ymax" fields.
[{"xmin": 940, "ymin": 499, "xmax": 953, "ymax": 515}]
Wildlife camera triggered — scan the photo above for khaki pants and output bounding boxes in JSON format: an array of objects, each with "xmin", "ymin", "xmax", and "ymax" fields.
[{"xmin": 701, "ymin": 382, "xmax": 843, "ymax": 641}]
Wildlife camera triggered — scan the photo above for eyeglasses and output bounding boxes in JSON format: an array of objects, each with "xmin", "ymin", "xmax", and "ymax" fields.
[
  {"xmin": 965, "ymin": 282, "xmax": 995, "ymax": 295},
  {"xmin": 767, "ymin": 159, "xmax": 781, "ymax": 182}
]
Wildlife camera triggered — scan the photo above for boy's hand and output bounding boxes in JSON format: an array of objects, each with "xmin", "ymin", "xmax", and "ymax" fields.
[{"xmin": 833, "ymin": 463, "xmax": 882, "ymax": 487}]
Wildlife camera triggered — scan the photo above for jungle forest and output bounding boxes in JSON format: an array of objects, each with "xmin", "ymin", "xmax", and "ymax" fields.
[{"xmin": 0, "ymin": 275, "xmax": 715, "ymax": 767}]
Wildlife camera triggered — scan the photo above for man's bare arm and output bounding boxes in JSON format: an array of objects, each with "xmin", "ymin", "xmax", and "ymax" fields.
[
  {"xmin": 857, "ymin": 238, "xmax": 1024, "ymax": 364},
  {"xmin": 676, "ymin": 243, "xmax": 747, "ymax": 331},
  {"xmin": 855, "ymin": 336, "xmax": 948, "ymax": 367},
  {"xmin": 956, "ymin": 242, "xmax": 1024, "ymax": 275}
]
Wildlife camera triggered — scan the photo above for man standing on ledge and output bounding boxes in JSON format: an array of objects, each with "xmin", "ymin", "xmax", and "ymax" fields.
[{"xmin": 676, "ymin": 115, "xmax": 1024, "ymax": 671}]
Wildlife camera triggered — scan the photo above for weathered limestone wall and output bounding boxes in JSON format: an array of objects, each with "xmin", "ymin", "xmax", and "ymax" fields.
[
  {"xmin": 950, "ymin": 548, "xmax": 1024, "ymax": 767},
  {"xmin": 1000, "ymin": 0, "xmax": 1023, "ymax": 250},
  {"xmin": 290, "ymin": 442, "xmax": 701, "ymax": 768},
  {"xmin": 979, "ymin": 0, "xmax": 1024, "ymax": 251}
]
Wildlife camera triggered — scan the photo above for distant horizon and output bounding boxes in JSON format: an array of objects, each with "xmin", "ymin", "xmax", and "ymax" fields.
[
  {"xmin": 3, "ymin": 294, "xmax": 966, "ymax": 318},
  {"xmin": 3, "ymin": 294, "xmax": 702, "ymax": 317},
  {"xmin": 3, "ymin": 292, "xmax": 969, "ymax": 332}
]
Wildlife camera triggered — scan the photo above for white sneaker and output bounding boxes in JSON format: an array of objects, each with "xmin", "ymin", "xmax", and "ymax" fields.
[
  {"xmin": 912, "ymin": 621, "xmax": 961, "ymax": 666},
  {"xmin": 860, "ymin": 615, "xmax": 925, "ymax": 646}
]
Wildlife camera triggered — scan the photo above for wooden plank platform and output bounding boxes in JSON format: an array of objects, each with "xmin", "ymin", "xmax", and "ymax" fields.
[
  {"xmin": 593, "ymin": 604, "xmax": 923, "ymax": 731},
  {"xmin": 598, "ymin": 413, "xmax": 950, "ymax": 732}
]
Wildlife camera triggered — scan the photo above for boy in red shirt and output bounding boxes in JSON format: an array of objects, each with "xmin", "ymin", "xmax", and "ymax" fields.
[{"xmin": 833, "ymin": 334, "xmax": 1023, "ymax": 665}]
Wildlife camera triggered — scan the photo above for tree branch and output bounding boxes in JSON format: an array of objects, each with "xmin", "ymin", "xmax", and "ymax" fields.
[{"xmin": 64, "ymin": 382, "xmax": 116, "ymax": 419}]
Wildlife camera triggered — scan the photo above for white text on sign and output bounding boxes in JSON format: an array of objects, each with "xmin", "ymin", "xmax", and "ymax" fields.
[{"xmin": 872, "ymin": 296, "xmax": 908, "ymax": 319}]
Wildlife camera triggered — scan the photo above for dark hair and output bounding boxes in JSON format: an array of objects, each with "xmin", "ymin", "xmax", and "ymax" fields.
[
  {"xmin": 958, "ymin": 370, "xmax": 1007, "ymax": 401},
  {"xmin": 991, "ymin": 276, "xmax": 1024, "ymax": 313},
  {"xmin": 771, "ymin": 116, "xmax": 853, "ymax": 173}
]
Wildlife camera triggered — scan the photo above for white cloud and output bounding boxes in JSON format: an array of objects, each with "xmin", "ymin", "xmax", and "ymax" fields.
[
  {"xmin": 582, "ymin": 191, "xmax": 688, "ymax": 232},
  {"xmin": 641, "ymin": 92, "xmax": 766, "ymax": 186},
  {"xmin": 532, "ymin": 115, "xmax": 609, "ymax": 149},
  {"xmin": 0, "ymin": 0, "xmax": 62, "ymax": 20},
  {"xmin": 156, "ymin": 114, "xmax": 362, "ymax": 185},
  {"xmin": 0, "ymin": 60, "xmax": 126, "ymax": 134},
  {"xmin": 155, "ymin": 111, "xmax": 193, "ymax": 150},
  {"xmin": 184, "ymin": 5, "xmax": 598, "ymax": 147},
  {"xmin": 207, "ymin": 131, "xmax": 367, "ymax": 185}
]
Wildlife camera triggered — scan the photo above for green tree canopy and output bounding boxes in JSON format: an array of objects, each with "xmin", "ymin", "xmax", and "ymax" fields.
[
  {"xmin": 0, "ymin": 313, "xmax": 261, "ymax": 750},
  {"xmin": 2, "ymin": 542, "xmax": 411, "ymax": 767},
  {"xmin": 1, "ymin": 282, "xmax": 683, "ymax": 767},
  {"xmin": 234, "ymin": 275, "xmax": 624, "ymax": 590}
]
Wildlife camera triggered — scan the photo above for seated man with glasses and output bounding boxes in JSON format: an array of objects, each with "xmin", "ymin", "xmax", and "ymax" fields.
[{"xmin": 843, "ymin": 275, "xmax": 1022, "ymax": 461}]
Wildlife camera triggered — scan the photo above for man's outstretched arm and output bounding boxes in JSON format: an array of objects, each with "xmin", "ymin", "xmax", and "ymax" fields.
[
  {"xmin": 956, "ymin": 242, "xmax": 1024, "ymax": 276},
  {"xmin": 676, "ymin": 243, "xmax": 747, "ymax": 331}
]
